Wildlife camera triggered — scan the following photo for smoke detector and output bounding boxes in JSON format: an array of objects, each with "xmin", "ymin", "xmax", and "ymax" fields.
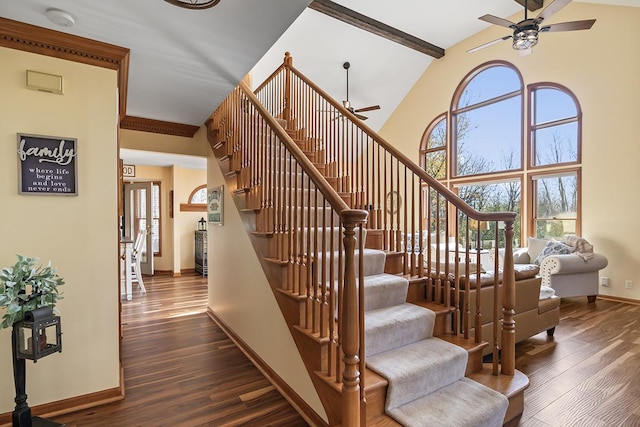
[{"xmin": 45, "ymin": 8, "xmax": 75, "ymax": 27}]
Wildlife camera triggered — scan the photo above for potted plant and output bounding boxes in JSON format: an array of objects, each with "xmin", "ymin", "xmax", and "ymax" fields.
[{"xmin": 0, "ymin": 255, "xmax": 64, "ymax": 330}]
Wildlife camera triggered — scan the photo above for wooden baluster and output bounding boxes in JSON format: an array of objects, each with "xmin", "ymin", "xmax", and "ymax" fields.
[
  {"xmin": 283, "ymin": 52, "xmax": 292, "ymax": 130},
  {"xmin": 502, "ymin": 220, "xmax": 516, "ymax": 376},
  {"xmin": 328, "ymin": 211, "xmax": 336, "ymax": 376},
  {"xmin": 403, "ymin": 165, "xmax": 408, "ymax": 275},
  {"xmin": 493, "ymin": 223, "xmax": 500, "ymax": 375},
  {"xmin": 340, "ymin": 209, "xmax": 367, "ymax": 427},
  {"xmin": 312, "ymin": 185, "xmax": 319, "ymax": 334},
  {"xmin": 320, "ymin": 193, "xmax": 328, "ymax": 339},
  {"xmin": 475, "ymin": 224, "xmax": 482, "ymax": 345},
  {"xmin": 336, "ymin": 216, "xmax": 344, "ymax": 384}
]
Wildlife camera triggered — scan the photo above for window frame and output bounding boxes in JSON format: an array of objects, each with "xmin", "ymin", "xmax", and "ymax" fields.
[
  {"xmin": 450, "ymin": 60, "xmax": 525, "ymax": 179},
  {"xmin": 420, "ymin": 113, "xmax": 448, "ymax": 179},
  {"xmin": 180, "ymin": 184, "xmax": 207, "ymax": 212},
  {"xmin": 528, "ymin": 82, "xmax": 582, "ymax": 170},
  {"xmin": 420, "ymin": 61, "xmax": 583, "ymax": 246},
  {"xmin": 528, "ymin": 167, "xmax": 582, "ymax": 238}
]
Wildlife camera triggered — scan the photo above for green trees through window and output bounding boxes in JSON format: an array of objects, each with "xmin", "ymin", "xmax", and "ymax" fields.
[{"xmin": 421, "ymin": 62, "xmax": 582, "ymax": 245}]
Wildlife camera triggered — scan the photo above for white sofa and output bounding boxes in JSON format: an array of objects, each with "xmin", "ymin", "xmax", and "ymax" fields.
[{"xmin": 494, "ymin": 236, "xmax": 608, "ymax": 302}]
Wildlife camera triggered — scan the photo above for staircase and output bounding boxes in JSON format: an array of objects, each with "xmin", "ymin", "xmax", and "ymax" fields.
[{"xmin": 206, "ymin": 55, "xmax": 527, "ymax": 426}]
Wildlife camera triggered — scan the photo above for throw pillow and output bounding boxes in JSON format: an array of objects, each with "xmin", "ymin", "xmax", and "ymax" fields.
[
  {"xmin": 527, "ymin": 237, "xmax": 548, "ymax": 262},
  {"xmin": 534, "ymin": 240, "xmax": 573, "ymax": 265}
]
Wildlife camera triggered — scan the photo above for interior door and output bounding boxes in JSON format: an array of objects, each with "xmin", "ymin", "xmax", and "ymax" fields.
[{"xmin": 124, "ymin": 182, "xmax": 154, "ymax": 276}]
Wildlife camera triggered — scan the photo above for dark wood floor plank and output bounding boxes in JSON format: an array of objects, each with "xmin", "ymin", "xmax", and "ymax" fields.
[
  {"xmin": 51, "ymin": 276, "xmax": 640, "ymax": 427},
  {"xmin": 52, "ymin": 273, "xmax": 309, "ymax": 427},
  {"xmin": 516, "ymin": 297, "xmax": 640, "ymax": 426}
]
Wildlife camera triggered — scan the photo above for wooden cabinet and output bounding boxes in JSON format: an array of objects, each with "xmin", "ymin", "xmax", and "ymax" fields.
[{"xmin": 195, "ymin": 230, "xmax": 208, "ymax": 276}]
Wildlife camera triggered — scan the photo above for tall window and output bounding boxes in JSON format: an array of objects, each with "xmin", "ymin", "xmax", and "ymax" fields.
[
  {"xmin": 453, "ymin": 63, "xmax": 523, "ymax": 177},
  {"xmin": 421, "ymin": 62, "xmax": 582, "ymax": 244}
]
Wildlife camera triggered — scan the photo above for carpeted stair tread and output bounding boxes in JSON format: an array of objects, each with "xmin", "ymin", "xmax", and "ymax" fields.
[
  {"xmin": 362, "ymin": 274, "xmax": 409, "ymax": 311},
  {"xmin": 364, "ymin": 304, "xmax": 435, "ymax": 358},
  {"xmin": 387, "ymin": 377, "xmax": 508, "ymax": 427},
  {"xmin": 367, "ymin": 337, "xmax": 468, "ymax": 410},
  {"xmin": 325, "ymin": 249, "xmax": 388, "ymax": 285}
]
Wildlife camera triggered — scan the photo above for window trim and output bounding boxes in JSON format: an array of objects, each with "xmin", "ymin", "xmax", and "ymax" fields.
[
  {"xmin": 528, "ymin": 167, "xmax": 582, "ymax": 238},
  {"xmin": 180, "ymin": 184, "xmax": 207, "ymax": 212},
  {"xmin": 420, "ymin": 61, "xmax": 583, "ymax": 246},
  {"xmin": 450, "ymin": 60, "xmax": 525, "ymax": 179},
  {"xmin": 420, "ymin": 113, "xmax": 448, "ymax": 178},
  {"xmin": 528, "ymin": 82, "xmax": 583, "ymax": 170}
]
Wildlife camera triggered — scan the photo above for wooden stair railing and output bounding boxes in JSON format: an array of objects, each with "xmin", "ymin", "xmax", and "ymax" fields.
[
  {"xmin": 208, "ymin": 81, "xmax": 368, "ymax": 426},
  {"xmin": 254, "ymin": 53, "xmax": 519, "ymax": 378}
]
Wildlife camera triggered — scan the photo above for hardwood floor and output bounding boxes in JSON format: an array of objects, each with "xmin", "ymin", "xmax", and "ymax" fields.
[
  {"xmin": 516, "ymin": 296, "xmax": 640, "ymax": 426},
  {"xmin": 50, "ymin": 275, "xmax": 640, "ymax": 426},
  {"xmin": 53, "ymin": 273, "xmax": 309, "ymax": 427}
]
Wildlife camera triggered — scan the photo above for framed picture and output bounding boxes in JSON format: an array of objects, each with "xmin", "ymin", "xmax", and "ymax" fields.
[
  {"xmin": 17, "ymin": 133, "xmax": 78, "ymax": 196},
  {"xmin": 208, "ymin": 185, "xmax": 223, "ymax": 226}
]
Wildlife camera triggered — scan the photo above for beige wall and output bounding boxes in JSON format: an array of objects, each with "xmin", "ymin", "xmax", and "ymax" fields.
[
  {"xmin": 120, "ymin": 128, "xmax": 209, "ymax": 157},
  {"xmin": 206, "ymin": 152, "xmax": 327, "ymax": 422},
  {"xmin": 380, "ymin": 3, "xmax": 640, "ymax": 299},
  {"xmin": 173, "ymin": 163, "xmax": 207, "ymax": 273},
  {"xmin": 120, "ymin": 129, "xmax": 209, "ymax": 275},
  {"xmin": 0, "ymin": 47, "xmax": 120, "ymax": 412}
]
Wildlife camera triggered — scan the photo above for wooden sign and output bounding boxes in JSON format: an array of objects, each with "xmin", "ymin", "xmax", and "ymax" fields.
[
  {"xmin": 122, "ymin": 164, "xmax": 136, "ymax": 177},
  {"xmin": 17, "ymin": 133, "xmax": 78, "ymax": 196}
]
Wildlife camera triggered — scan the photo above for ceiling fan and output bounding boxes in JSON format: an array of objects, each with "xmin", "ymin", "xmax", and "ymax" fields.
[
  {"xmin": 340, "ymin": 62, "xmax": 380, "ymax": 121},
  {"xmin": 468, "ymin": 0, "xmax": 596, "ymax": 53}
]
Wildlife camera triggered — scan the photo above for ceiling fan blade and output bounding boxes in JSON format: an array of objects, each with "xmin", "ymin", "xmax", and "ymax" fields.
[
  {"xmin": 354, "ymin": 113, "xmax": 368, "ymax": 121},
  {"xmin": 467, "ymin": 35, "xmax": 512, "ymax": 53},
  {"xmin": 540, "ymin": 19, "xmax": 596, "ymax": 32},
  {"xmin": 354, "ymin": 105, "xmax": 380, "ymax": 113},
  {"xmin": 478, "ymin": 14, "xmax": 516, "ymax": 28},
  {"xmin": 534, "ymin": 0, "xmax": 572, "ymax": 24}
]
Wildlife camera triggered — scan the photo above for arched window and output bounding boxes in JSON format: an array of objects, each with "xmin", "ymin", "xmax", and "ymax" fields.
[
  {"xmin": 421, "ymin": 62, "xmax": 582, "ymax": 244},
  {"xmin": 452, "ymin": 62, "xmax": 523, "ymax": 177},
  {"xmin": 530, "ymin": 83, "xmax": 580, "ymax": 167},
  {"xmin": 420, "ymin": 114, "xmax": 447, "ymax": 179},
  {"xmin": 180, "ymin": 184, "xmax": 207, "ymax": 212},
  {"xmin": 189, "ymin": 185, "xmax": 208, "ymax": 204}
]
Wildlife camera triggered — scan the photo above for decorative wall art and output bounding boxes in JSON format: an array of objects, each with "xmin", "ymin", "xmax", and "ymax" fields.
[
  {"xmin": 17, "ymin": 133, "xmax": 77, "ymax": 196},
  {"xmin": 208, "ymin": 185, "xmax": 223, "ymax": 226}
]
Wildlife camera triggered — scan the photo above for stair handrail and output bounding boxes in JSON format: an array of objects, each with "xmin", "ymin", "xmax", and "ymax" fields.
[
  {"xmin": 238, "ymin": 80, "xmax": 368, "ymax": 426},
  {"xmin": 282, "ymin": 57, "xmax": 515, "ymax": 223}
]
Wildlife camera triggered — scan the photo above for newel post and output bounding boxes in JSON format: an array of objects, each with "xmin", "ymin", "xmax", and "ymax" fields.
[
  {"xmin": 501, "ymin": 220, "xmax": 516, "ymax": 375},
  {"xmin": 283, "ymin": 52, "xmax": 293, "ymax": 129},
  {"xmin": 340, "ymin": 209, "xmax": 368, "ymax": 426}
]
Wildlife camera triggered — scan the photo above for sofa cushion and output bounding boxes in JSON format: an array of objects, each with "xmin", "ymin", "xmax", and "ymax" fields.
[
  {"xmin": 514, "ymin": 263, "xmax": 539, "ymax": 280},
  {"xmin": 534, "ymin": 240, "xmax": 573, "ymax": 265},
  {"xmin": 527, "ymin": 237, "xmax": 548, "ymax": 262}
]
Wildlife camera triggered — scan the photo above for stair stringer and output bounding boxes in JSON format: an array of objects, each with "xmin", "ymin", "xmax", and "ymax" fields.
[
  {"xmin": 206, "ymin": 143, "xmax": 335, "ymax": 425},
  {"xmin": 210, "ymin": 135, "xmax": 356, "ymax": 426}
]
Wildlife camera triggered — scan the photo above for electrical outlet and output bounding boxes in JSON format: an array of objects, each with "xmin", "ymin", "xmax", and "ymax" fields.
[
  {"xmin": 625, "ymin": 280, "xmax": 633, "ymax": 289},
  {"xmin": 601, "ymin": 277, "xmax": 609, "ymax": 287}
]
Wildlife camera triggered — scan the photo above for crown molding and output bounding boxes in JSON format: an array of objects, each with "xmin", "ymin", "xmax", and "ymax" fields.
[
  {"xmin": 0, "ymin": 17, "xmax": 130, "ymax": 121},
  {"xmin": 121, "ymin": 116, "xmax": 200, "ymax": 138}
]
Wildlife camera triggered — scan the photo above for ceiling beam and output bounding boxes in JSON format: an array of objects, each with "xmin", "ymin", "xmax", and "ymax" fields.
[
  {"xmin": 308, "ymin": 0, "xmax": 444, "ymax": 59},
  {"xmin": 513, "ymin": 0, "xmax": 544, "ymax": 12}
]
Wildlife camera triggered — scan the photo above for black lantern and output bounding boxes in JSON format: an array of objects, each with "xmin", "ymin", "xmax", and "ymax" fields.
[
  {"xmin": 197, "ymin": 217, "xmax": 207, "ymax": 231},
  {"xmin": 12, "ymin": 306, "xmax": 63, "ymax": 427},
  {"xmin": 14, "ymin": 307, "xmax": 62, "ymax": 362}
]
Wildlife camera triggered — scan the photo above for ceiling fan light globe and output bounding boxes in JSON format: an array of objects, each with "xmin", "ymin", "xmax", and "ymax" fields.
[
  {"xmin": 513, "ymin": 28, "xmax": 539, "ymax": 50},
  {"xmin": 343, "ymin": 100, "xmax": 351, "ymax": 109}
]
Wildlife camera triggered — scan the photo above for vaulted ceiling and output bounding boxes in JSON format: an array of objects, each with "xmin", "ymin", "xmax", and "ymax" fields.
[{"xmin": 0, "ymin": 0, "xmax": 636, "ymax": 140}]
